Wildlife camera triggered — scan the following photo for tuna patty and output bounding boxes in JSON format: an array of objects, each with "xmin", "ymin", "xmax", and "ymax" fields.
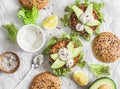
[
  {"xmin": 50, "ymin": 40, "xmax": 80, "ymax": 68},
  {"xmin": 70, "ymin": 5, "xmax": 99, "ymax": 34}
]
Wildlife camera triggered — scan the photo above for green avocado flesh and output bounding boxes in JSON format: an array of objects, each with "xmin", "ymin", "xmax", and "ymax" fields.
[
  {"xmin": 72, "ymin": 47, "xmax": 82, "ymax": 58},
  {"xmin": 84, "ymin": 26, "xmax": 93, "ymax": 36},
  {"xmin": 85, "ymin": 3, "xmax": 93, "ymax": 14},
  {"xmin": 86, "ymin": 20, "xmax": 101, "ymax": 26},
  {"xmin": 72, "ymin": 5, "xmax": 83, "ymax": 19},
  {"xmin": 89, "ymin": 77, "xmax": 116, "ymax": 89},
  {"xmin": 51, "ymin": 58, "xmax": 65, "ymax": 69},
  {"xmin": 67, "ymin": 41, "xmax": 74, "ymax": 53},
  {"xmin": 50, "ymin": 53, "xmax": 58, "ymax": 60}
]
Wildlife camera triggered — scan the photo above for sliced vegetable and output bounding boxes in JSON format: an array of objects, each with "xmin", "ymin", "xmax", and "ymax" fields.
[
  {"xmin": 85, "ymin": 3, "xmax": 93, "ymax": 14},
  {"xmin": 51, "ymin": 59, "xmax": 65, "ymax": 69},
  {"xmin": 72, "ymin": 5, "xmax": 83, "ymax": 19},
  {"xmin": 84, "ymin": 26, "xmax": 93, "ymax": 36},
  {"xmin": 89, "ymin": 64, "xmax": 111, "ymax": 77},
  {"xmin": 67, "ymin": 41, "xmax": 74, "ymax": 53},
  {"xmin": 2, "ymin": 24, "xmax": 18, "ymax": 43},
  {"xmin": 50, "ymin": 53, "xmax": 58, "ymax": 60},
  {"xmin": 86, "ymin": 20, "xmax": 101, "ymax": 26},
  {"xmin": 17, "ymin": 6, "xmax": 39, "ymax": 24},
  {"xmin": 72, "ymin": 47, "xmax": 83, "ymax": 58}
]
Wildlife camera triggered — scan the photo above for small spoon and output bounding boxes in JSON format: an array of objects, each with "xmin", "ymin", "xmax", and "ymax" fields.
[{"xmin": 14, "ymin": 54, "xmax": 44, "ymax": 89}]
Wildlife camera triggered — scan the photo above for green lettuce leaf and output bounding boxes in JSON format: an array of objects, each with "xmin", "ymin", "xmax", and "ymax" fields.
[
  {"xmin": 53, "ymin": 68, "xmax": 71, "ymax": 76},
  {"xmin": 42, "ymin": 37, "xmax": 58, "ymax": 55},
  {"xmin": 92, "ymin": 2, "xmax": 105, "ymax": 22},
  {"xmin": 89, "ymin": 64, "xmax": 111, "ymax": 77},
  {"xmin": 2, "ymin": 24, "xmax": 18, "ymax": 43},
  {"xmin": 17, "ymin": 6, "xmax": 39, "ymax": 24}
]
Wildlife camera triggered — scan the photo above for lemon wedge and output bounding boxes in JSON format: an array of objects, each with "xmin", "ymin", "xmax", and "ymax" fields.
[
  {"xmin": 73, "ymin": 71, "xmax": 88, "ymax": 86},
  {"xmin": 42, "ymin": 15, "xmax": 58, "ymax": 30}
]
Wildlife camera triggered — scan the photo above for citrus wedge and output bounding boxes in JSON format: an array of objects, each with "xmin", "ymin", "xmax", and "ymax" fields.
[
  {"xmin": 73, "ymin": 71, "xmax": 88, "ymax": 86},
  {"xmin": 43, "ymin": 15, "xmax": 58, "ymax": 30}
]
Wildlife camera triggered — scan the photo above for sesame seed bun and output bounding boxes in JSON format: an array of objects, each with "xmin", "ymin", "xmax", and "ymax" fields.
[
  {"xmin": 29, "ymin": 72, "xmax": 61, "ymax": 89},
  {"xmin": 92, "ymin": 32, "xmax": 120, "ymax": 63},
  {"xmin": 18, "ymin": 0, "xmax": 48, "ymax": 10}
]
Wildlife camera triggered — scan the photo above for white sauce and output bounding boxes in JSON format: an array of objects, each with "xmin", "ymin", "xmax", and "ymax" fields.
[
  {"xmin": 0, "ymin": 53, "xmax": 18, "ymax": 71},
  {"xmin": 75, "ymin": 23, "xmax": 85, "ymax": 31},
  {"xmin": 58, "ymin": 47, "xmax": 71, "ymax": 61},
  {"xmin": 66, "ymin": 59, "xmax": 74, "ymax": 67},
  {"xmin": 58, "ymin": 47, "xmax": 74, "ymax": 67},
  {"xmin": 17, "ymin": 25, "xmax": 44, "ymax": 52},
  {"xmin": 80, "ymin": 12, "xmax": 94, "ymax": 24}
]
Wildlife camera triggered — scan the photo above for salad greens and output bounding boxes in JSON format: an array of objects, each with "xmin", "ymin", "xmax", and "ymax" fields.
[
  {"xmin": 2, "ymin": 24, "xmax": 18, "ymax": 43},
  {"xmin": 42, "ymin": 37, "xmax": 58, "ymax": 55},
  {"xmin": 89, "ymin": 64, "xmax": 111, "ymax": 77},
  {"xmin": 53, "ymin": 68, "xmax": 71, "ymax": 76},
  {"xmin": 42, "ymin": 32, "xmax": 86, "ymax": 76},
  {"xmin": 17, "ymin": 6, "xmax": 39, "ymax": 25}
]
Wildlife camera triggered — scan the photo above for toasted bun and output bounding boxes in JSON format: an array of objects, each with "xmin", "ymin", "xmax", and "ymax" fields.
[
  {"xmin": 70, "ymin": 5, "xmax": 99, "ymax": 34},
  {"xmin": 50, "ymin": 40, "xmax": 80, "ymax": 68},
  {"xmin": 29, "ymin": 72, "xmax": 61, "ymax": 89},
  {"xmin": 18, "ymin": 0, "xmax": 48, "ymax": 10},
  {"xmin": 0, "ymin": 52, "xmax": 20, "ymax": 73},
  {"xmin": 92, "ymin": 32, "xmax": 120, "ymax": 63}
]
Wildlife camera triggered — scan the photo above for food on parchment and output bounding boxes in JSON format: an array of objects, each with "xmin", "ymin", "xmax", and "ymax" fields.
[
  {"xmin": 73, "ymin": 71, "xmax": 88, "ymax": 86},
  {"xmin": 18, "ymin": 0, "xmax": 48, "ymax": 10},
  {"xmin": 17, "ymin": 6, "xmax": 39, "ymax": 25},
  {"xmin": 42, "ymin": 15, "xmax": 58, "ymax": 30},
  {"xmin": 89, "ymin": 64, "xmax": 110, "ymax": 77},
  {"xmin": 29, "ymin": 72, "xmax": 61, "ymax": 89},
  {"xmin": 0, "ymin": 52, "xmax": 20, "ymax": 73},
  {"xmin": 61, "ymin": 0, "xmax": 104, "ymax": 41},
  {"xmin": 42, "ymin": 32, "xmax": 85, "ymax": 76},
  {"xmin": 89, "ymin": 77, "xmax": 116, "ymax": 89},
  {"xmin": 2, "ymin": 24, "xmax": 18, "ymax": 43},
  {"xmin": 92, "ymin": 32, "xmax": 120, "ymax": 63}
]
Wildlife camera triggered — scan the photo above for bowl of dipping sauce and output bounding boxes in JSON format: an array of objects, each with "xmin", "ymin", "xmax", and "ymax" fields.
[{"xmin": 17, "ymin": 24, "xmax": 45, "ymax": 52}]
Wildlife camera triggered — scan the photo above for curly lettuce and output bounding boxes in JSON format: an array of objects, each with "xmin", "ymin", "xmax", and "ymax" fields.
[
  {"xmin": 17, "ymin": 6, "xmax": 39, "ymax": 25},
  {"xmin": 89, "ymin": 64, "xmax": 111, "ymax": 77},
  {"xmin": 2, "ymin": 24, "xmax": 18, "ymax": 43}
]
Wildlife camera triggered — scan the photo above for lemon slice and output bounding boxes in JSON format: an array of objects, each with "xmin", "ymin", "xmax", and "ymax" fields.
[
  {"xmin": 73, "ymin": 71, "xmax": 88, "ymax": 86},
  {"xmin": 42, "ymin": 15, "xmax": 58, "ymax": 30}
]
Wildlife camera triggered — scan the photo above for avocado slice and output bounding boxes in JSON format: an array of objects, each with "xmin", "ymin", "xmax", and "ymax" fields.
[
  {"xmin": 86, "ymin": 20, "xmax": 101, "ymax": 26},
  {"xmin": 84, "ymin": 26, "xmax": 93, "ymax": 36},
  {"xmin": 67, "ymin": 41, "xmax": 74, "ymax": 53},
  {"xmin": 72, "ymin": 5, "xmax": 83, "ymax": 19},
  {"xmin": 50, "ymin": 53, "xmax": 58, "ymax": 60},
  {"xmin": 89, "ymin": 77, "xmax": 116, "ymax": 89},
  {"xmin": 51, "ymin": 58, "xmax": 65, "ymax": 69},
  {"xmin": 85, "ymin": 3, "xmax": 93, "ymax": 14},
  {"xmin": 72, "ymin": 47, "xmax": 83, "ymax": 58}
]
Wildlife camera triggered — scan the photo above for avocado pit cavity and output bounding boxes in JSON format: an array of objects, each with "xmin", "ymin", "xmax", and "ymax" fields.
[{"xmin": 98, "ymin": 84, "xmax": 110, "ymax": 89}]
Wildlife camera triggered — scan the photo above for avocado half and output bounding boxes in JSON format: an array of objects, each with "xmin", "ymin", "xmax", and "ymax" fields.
[{"xmin": 89, "ymin": 77, "xmax": 116, "ymax": 89}]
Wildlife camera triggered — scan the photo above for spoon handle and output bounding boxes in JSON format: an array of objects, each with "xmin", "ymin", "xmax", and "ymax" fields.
[{"xmin": 14, "ymin": 65, "xmax": 34, "ymax": 89}]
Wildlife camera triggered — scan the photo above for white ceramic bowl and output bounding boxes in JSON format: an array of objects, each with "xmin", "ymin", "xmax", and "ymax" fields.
[{"xmin": 17, "ymin": 24, "xmax": 45, "ymax": 52}]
